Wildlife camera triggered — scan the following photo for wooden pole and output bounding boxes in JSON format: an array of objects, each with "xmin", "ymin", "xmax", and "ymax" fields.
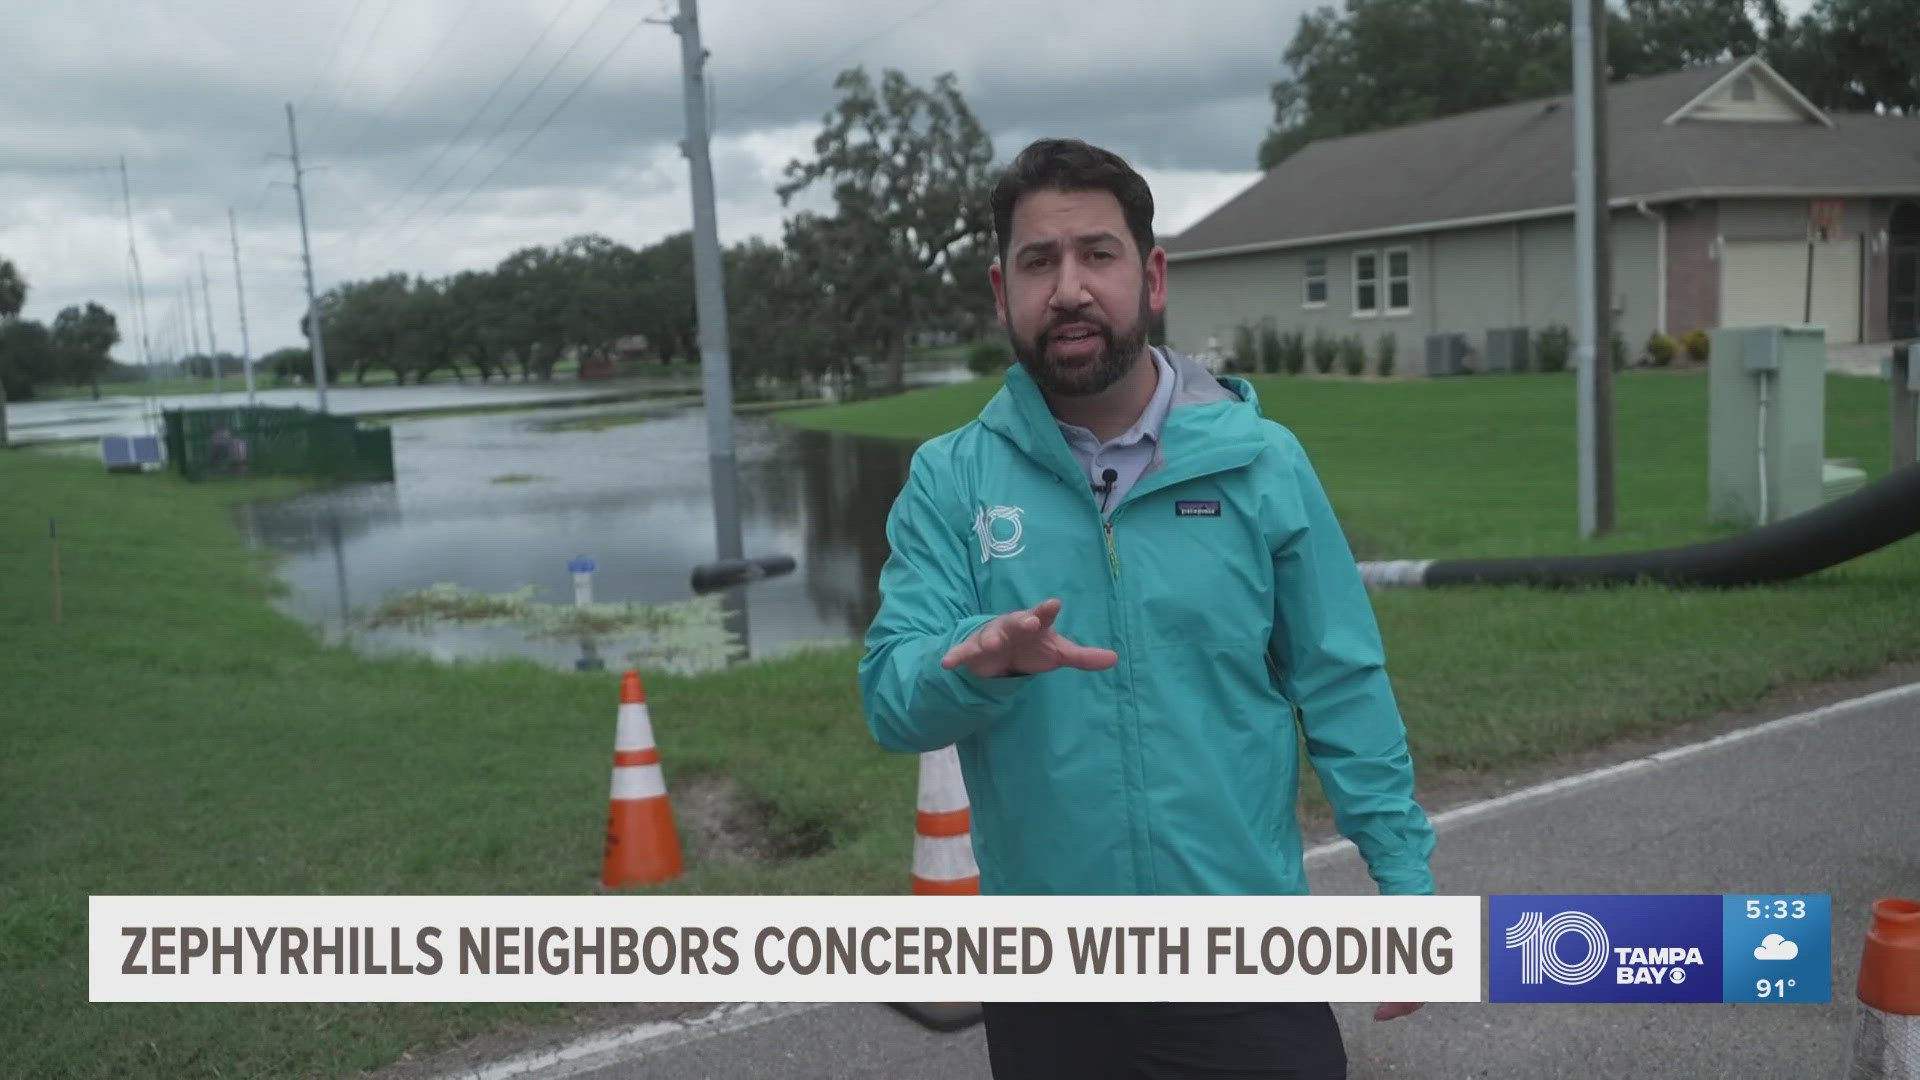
[{"xmin": 50, "ymin": 518, "xmax": 63, "ymax": 624}]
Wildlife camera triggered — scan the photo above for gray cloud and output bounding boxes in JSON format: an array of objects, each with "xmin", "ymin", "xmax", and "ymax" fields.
[{"xmin": 1, "ymin": 0, "xmax": 1300, "ymax": 360}]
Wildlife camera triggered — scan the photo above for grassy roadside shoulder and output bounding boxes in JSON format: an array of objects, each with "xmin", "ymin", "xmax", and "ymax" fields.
[
  {"xmin": 778, "ymin": 369, "xmax": 1920, "ymax": 780},
  {"xmin": 0, "ymin": 452, "xmax": 911, "ymax": 1079},
  {"xmin": 5, "ymin": 368, "xmax": 1917, "ymax": 1077}
]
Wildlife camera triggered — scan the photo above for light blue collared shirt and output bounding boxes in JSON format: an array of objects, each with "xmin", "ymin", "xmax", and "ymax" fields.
[{"xmin": 1055, "ymin": 348, "xmax": 1176, "ymax": 519}]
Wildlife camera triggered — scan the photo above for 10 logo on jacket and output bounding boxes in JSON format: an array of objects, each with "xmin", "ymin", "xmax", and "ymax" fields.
[{"xmin": 1489, "ymin": 895, "xmax": 1830, "ymax": 1003}]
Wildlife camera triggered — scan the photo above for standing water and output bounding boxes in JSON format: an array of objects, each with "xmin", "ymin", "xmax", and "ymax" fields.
[{"xmin": 232, "ymin": 389, "xmax": 956, "ymax": 673}]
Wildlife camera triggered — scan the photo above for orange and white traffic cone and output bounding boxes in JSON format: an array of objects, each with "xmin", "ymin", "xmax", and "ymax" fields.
[
  {"xmin": 888, "ymin": 745, "xmax": 984, "ymax": 1034},
  {"xmin": 599, "ymin": 670, "xmax": 683, "ymax": 889},
  {"xmin": 1847, "ymin": 897, "xmax": 1920, "ymax": 1078},
  {"xmin": 911, "ymin": 744, "xmax": 979, "ymax": 895}
]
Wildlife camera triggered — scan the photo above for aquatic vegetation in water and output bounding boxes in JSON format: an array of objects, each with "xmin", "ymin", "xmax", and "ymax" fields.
[{"xmin": 356, "ymin": 583, "xmax": 743, "ymax": 669}]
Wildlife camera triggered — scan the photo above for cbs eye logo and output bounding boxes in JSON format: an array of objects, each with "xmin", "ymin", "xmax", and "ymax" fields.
[{"xmin": 1504, "ymin": 911, "xmax": 1610, "ymax": 986}]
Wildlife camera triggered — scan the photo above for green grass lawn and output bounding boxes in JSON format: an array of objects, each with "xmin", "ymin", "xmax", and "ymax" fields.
[
  {"xmin": 781, "ymin": 369, "xmax": 1898, "ymax": 555},
  {"xmin": 4, "ymin": 367, "xmax": 1917, "ymax": 1077},
  {"xmin": 779, "ymin": 368, "xmax": 1920, "ymax": 775},
  {"xmin": 0, "ymin": 454, "xmax": 915, "ymax": 1079}
]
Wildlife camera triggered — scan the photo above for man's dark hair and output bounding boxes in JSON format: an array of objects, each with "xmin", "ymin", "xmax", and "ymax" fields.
[{"xmin": 990, "ymin": 139, "xmax": 1155, "ymax": 266}]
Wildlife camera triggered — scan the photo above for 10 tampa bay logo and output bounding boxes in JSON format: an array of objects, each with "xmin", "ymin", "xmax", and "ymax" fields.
[
  {"xmin": 1504, "ymin": 910, "xmax": 1705, "ymax": 986},
  {"xmin": 1489, "ymin": 896, "xmax": 1723, "ymax": 1003}
]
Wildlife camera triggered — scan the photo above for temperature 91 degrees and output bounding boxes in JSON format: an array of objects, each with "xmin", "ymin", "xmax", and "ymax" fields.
[{"xmin": 1757, "ymin": 978, "xmax": 1798, "ymax": 998}]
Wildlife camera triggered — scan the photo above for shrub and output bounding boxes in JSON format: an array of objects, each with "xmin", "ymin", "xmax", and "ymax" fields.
[
  {"xmin": 966, "ymin": 341, "xmax": 1010, "ymax": 377},
  {"xmin": 1231, "ymin": 322, "xmax": 1258, "ymax": 373},
  {"xmin": 1282, "ymin": 330, "xmax": 1307, "ymax": 375},
  {"xmin": 1375, "ymin": 333, "xmax": 1398, "ymax": 377},
  {"xmin": 1681, "ymin": 328, "xmax": 1710, "ymax": 362},
  {"xmin": 1646, "ymin": 332, "xmax": 1678, "ymax": 367},
  {"xmin": 1259, "ymin": 320, "xmax": 1284, "ymax": 374},
  {"xmin": 1310, "ymin": 331, "xmax": 1338, "ymax": 374},
  {"xmin": 1340, "ymin": 335, "xmax": 1367, "ymax": 376},
  {"xmin": 1535, "ymin": 324, "xmax": 1572, "ymax": 373}
]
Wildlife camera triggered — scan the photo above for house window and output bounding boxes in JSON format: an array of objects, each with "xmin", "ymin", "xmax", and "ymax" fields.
[
  {"xmin": 1303, "ymin": 255, "xmax": 1327, "ymax": 307},
  {"xmin": 1386, "ymin": 247, "xmax": 1412, "ymax": 314},
  {"xmin": 1353, "ymin": 252, "xmax": 1379, "ymax": 316}
]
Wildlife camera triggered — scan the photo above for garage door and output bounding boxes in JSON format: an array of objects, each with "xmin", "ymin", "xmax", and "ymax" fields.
[{"xmin": 1721, "ymin": 238, "xmax": 1862, "ymax": 344}]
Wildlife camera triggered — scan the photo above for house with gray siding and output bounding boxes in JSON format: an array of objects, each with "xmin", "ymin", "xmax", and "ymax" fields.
[{"xmin": 1162, "ymin": 57, "xmax": 1920, "ymax": 374}]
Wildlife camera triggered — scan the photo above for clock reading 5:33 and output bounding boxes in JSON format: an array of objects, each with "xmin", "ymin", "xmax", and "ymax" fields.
[{"xmin": 1723, "ymin": 894, "xmax": 1830, "ymax": 1003}]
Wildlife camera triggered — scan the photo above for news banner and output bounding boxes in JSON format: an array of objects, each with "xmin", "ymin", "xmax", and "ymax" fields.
[{"xmin": 90, "ymin": 894, "xmax": 1834, "ymax": 1004}]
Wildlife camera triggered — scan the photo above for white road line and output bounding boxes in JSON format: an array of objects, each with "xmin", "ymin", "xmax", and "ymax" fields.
[
  {"xmin": 1307, "ymin": 679, "xmax": 1920, "ymax": 864},
  {"xmin": 444, "ymin": 1002, "xmax": 831, "ymax": 1080},
  {"xmin": 447, "ymin": 681, "xmax": 1919, "ymax": 1077}
]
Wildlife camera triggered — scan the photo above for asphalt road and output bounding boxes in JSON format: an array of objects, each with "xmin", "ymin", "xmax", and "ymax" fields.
[{"xmin": 463, "ymin": 680, "xmax": 1919, "ymax": 1080}]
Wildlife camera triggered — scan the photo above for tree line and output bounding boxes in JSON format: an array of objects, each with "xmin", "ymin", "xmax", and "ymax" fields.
[
  {"xmin": 1262, "ymin": 0, "xmax": 1916, "ymax": 167},
  {"xmin": 0, "ymin": 259, "xmax": 123, "ymax": 405},
  {"xmin": 298, "ymin": 68, "xmax": 996, "ymax": 396}
]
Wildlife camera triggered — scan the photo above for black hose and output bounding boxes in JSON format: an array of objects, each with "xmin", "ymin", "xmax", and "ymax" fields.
[
  {"xmin": 1405, "ymin": 462, "xmax": 1920, "ymax": 589},
  {"xmin": 690, "ymin": 554, "xmax": 799, "ymax": 594}
]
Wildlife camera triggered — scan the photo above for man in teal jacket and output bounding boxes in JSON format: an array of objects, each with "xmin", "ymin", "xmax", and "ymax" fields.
[{"xmin": 859, "ymin": 138, "xmax": 1435, "ymax": 1078}]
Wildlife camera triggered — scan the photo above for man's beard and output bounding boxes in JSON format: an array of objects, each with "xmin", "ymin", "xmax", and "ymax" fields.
[{"xmin": 1009, "ymin": 287, "xmax": 1151, "ymax": 398}]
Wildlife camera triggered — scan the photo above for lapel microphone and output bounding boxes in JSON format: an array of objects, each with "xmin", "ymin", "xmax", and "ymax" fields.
[{"xmin": 1094, "ymin": 467, "xmax": 1119, "ymax": 513}]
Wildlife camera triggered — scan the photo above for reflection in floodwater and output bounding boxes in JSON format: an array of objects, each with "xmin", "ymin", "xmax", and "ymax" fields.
[{"xmin": 236, "ymin": 396, "xmax": 922, "ymax": 674}]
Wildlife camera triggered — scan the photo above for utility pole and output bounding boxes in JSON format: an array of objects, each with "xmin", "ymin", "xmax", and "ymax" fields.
[
  {"xmin": 668, "ymin": 0, "xmax": 743, "ymax": 570},
  {"xmin": 229, "ymin": 209, "xmax": 256, "ymax": 405},
  {"xmin": 284, "ymin": 102, "xmax": 331, "ymax": 412},
  {"xmin": 185, "ymin": 278, "xmax": 203, "ymax": 371},
  {"xmin": 200, "ymin": 253, "xmax": 221, "ymax": 399},
  {"xmin": 1572, "ymin": 0, "xmax": 1616, "ymax": 537},
  {"xmin": 117, "ymin": 157, "xmax": 154, "ymax": 410}
]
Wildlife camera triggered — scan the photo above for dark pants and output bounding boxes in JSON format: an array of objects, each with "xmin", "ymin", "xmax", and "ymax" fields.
[{"xmin": 982, "ymin": 1002, "xmax": 1347, "ymax": 1080}]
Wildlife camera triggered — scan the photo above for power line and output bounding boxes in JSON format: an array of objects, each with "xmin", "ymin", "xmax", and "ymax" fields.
[
  {"xmin": 256, "ymin": 0, "xmax": 366, "ymax": 222},
  {"xmin": 345, "ymin": 0, "xmax": 619, "ymax": 269},
  {"xmin": 338, "ymin": 0, "xmax": 624, "ymax": 274},
  {"xmin": 294, "ymin": 0, "xmax": 373, "ymax": 121},
  {"xmin": 303, "ymin": 0, "xmax": 404, "ymax": 149},
  {"xmin": 327, "ymin": 0, "xmax": 488, "ymax": 161},
  {"xmin": 355, "ymin": 10, "xmax": 649, "ymax": 274},
  {"xmin": 320, "ymin": 0, "xmax": 591, "ymax": 257},
  {"xmin": 710, "ymin": 0, "xmax": 952, "ymax": 131}
]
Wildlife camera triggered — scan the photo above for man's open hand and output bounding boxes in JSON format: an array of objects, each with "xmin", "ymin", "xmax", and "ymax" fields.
[
  {"xmin": 1373, "ymin": 1002, "xmax": 1424, "ymax": 1021},
  {"xmin": 940, "ymin": 598, "xmax": 1118, "ymax": 679}
]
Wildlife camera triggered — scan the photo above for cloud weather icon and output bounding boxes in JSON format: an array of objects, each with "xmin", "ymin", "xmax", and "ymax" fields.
[{"xmin": 1754, "ymin": 934, "xmax": 1800, "ymax": 961}]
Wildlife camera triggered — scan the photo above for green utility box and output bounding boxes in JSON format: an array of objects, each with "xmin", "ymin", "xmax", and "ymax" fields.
[{"xmin": 1708, "ymin": 325, "xmax": 1826, "ymax": 527}]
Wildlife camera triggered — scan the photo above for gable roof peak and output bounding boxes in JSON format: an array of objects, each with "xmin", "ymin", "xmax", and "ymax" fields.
[{"xmin": 1663, "ymin": 55, "xmax": 1832, "ymax": 127}]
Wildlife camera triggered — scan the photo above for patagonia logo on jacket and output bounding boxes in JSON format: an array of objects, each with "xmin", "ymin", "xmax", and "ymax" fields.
[{"xmin": 1175, "ymin": 500, "xmax": 1220, "ymax": 517}]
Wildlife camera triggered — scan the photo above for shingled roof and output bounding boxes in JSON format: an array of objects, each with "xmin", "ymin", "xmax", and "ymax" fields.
[{"xmin": 1166, "ymin": 58, "xmax": 1920, "ymax": 261}]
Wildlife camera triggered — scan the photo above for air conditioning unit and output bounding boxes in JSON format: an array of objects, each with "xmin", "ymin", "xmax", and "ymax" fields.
[
  {"xmin": 1485, "ymin": 327, "xmax": 1532, "ymax": 373},
  {"xmin": 1425, "ymin": 333, "xmax": 1470, "ymax": 377}
]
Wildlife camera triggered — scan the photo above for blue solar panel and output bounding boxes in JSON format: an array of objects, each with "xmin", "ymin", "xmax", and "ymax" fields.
[{"xmin": 102, "ymin": 435, "xmax": 164, "ymax": 470}]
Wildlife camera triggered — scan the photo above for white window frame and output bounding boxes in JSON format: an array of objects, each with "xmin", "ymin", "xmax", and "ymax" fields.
[
  {"xmin": 1302, "ymin": 255, "xmax": 1328, "ymax": 309},
  {"xmin": 1385, "ymin": 245, "xmax": 1414, "ymax": 316},
  {"xmin": 1352, "ymin": 251, "xmax": 1380, "ymax": 317}
]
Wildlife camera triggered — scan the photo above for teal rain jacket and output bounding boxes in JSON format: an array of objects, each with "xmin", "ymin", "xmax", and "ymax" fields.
[{"xmin": 859, "ymin": 350, "xmax": 1436, "ymax": 896}]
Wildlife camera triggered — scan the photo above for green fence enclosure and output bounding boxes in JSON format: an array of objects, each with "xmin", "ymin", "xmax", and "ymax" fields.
[{"xmin": 162, "ymin": 406, "xmax": 395, "ymax": 483}]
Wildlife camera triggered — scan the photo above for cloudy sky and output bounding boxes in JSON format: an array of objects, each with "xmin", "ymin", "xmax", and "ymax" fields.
[{"xmin": 1, "ymin": 0, "xmax": 1308, "ymax": 363}]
